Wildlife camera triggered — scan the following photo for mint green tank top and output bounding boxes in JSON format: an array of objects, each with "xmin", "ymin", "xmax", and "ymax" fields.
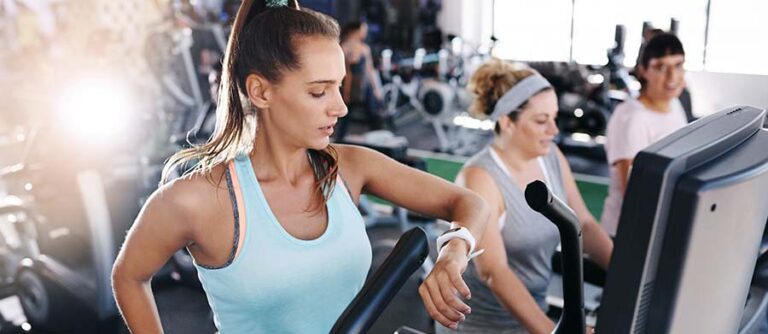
[{"xmin": 194, "ymin": 155, "xmax": 372, "ymax": 333}]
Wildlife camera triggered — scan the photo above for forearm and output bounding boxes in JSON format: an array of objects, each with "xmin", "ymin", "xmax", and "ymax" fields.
[
  {"xmin": 342, "ymin": 64, "xmax": 353, "ymax": 102},
  {"xmin": 365, "ymin": 54, "xmax": 383, "ymax": 99},
  {"xmin": 342, "ymin": 79, "xmax": 352, "ymax": 102},
  {"xmin": 367, "ymin": 69, "xmax": 382, "ymax": 99},
  {"xmin": 583, "ymin": 221, "xmax": 613, "ymax": 269},
  {"xmin": 487, "ymin": 269, "xmax": 555, "ymax": 334},
  {"xmin": 113, "ymin": 277, "xmax": 164, "ymax": 334},
  {"xmin": 619, "ymin": 174, "xmax": 629, "ymax": 194}
]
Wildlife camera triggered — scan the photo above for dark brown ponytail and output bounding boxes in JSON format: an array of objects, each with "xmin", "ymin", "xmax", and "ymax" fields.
[{"xmin": 162, "ymin": 0, "xmax": 341, "ymax": 212}]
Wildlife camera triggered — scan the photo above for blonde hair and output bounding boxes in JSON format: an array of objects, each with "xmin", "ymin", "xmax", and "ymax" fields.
[{"xmin": 468, "ymin": 58, "xmax": 539, "ymax": 132}]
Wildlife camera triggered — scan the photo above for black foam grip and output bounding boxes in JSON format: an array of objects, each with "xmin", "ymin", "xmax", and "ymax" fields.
[
  {"xmin": 525, "ymin": 180, "xmax": 586, "ymax": 334},
  {"xmin": 330, "ymin": 227, "xmax": 429, "ymax": 334}
]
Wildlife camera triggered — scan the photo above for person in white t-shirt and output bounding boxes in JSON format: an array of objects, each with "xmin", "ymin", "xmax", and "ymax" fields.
[{"xmin": 601, "ymin": 33, "xmax": 689, "ymax": 236}]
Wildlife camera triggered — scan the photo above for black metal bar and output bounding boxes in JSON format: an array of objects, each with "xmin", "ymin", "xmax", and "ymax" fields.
[
  {"xmin": 330, "ymin": 227, "xmax": 430, "ymax": 334},
  {"xmin": 703, "ymin": 0, "xmax": 712, "ymax": 67},
  {"xmin": 525, "ymin": 180, "xmax": 585, "ymax": 334}
]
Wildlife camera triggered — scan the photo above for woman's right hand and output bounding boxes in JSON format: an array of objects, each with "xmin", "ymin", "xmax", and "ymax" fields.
[{"xmin": 418, "ymin": 239, "xmax": 473, "ymax": 330}]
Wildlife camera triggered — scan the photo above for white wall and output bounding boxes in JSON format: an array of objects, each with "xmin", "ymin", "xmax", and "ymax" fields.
[{"xmin": 686, "ymin": 71, "xmax": 768, "ymax": 117}]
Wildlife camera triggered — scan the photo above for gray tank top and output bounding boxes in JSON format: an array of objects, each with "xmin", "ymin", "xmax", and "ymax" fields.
[{"xmin": 460, "ymin": 146, "xmax": 565, "ymax": 332}]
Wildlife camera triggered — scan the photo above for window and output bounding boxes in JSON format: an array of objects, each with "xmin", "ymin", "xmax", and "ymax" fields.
[
  {"xmin": 492, "ymin": 0, "xmax": 573, "ymax": 62},
  {"xmin": 490, "ymin": 0, "xmax": 767, "ymax": 75},
  {"xmin": 570, "ymin": 0, "xmax": 707, "ymax": 70},
  {"xmin": 705, "ymin": 0, "xmax": 768, "ymax": 75}
]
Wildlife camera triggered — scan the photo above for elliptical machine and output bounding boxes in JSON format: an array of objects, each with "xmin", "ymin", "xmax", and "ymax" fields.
[{"xmin": 529, "ymin": 107, "xmax": 768, "ymax": 334}]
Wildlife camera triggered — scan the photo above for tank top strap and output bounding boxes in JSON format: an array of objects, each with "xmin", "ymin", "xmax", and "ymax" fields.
[
  {"xmin": 466, "ymin": 148, "xmax": 516, "ymax": 195},
  {"xmin": 539, "ymin": 145, "xmax": 566, "ymax": 199},
  {"xmin": 195, "ymin": 162, "xmax": 244, "ymax": 270},
  {"xmin": 335, "ymin": 173, "xmax": 352, "ymax": 199},
  {"xmin": 227, "ymin": 160, "xmax": 247, "ymax": 262}
]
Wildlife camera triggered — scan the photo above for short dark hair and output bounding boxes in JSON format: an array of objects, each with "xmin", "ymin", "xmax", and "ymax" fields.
[{"xmin": 638, "ymin": 33, "xmax": 685, "ymax": 69}]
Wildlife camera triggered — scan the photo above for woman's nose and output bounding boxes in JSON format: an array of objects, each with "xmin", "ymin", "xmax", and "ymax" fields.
[
  {"xmin": 330, "ymin": 90, "xmax": 348, "ymax": 117},
  {"xmin": 548, "ymin": 119, "xmax": 559, "ymax": 135}
]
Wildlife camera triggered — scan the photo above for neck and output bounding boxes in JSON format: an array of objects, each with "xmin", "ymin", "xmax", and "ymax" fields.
[
  {"xmin": 491, "ymin": 137, "xmax": 538, "ymax": 173},
  {"xmin": 638, "ymin": 93, "xmax": 672, "ymax": 113},
  {"xmin": 251, "ymin": 119, "xmax": 310, "ymax": 184}
]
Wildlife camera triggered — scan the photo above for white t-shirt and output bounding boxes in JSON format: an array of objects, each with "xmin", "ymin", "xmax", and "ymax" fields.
[{"xmin": 600, "ymin": 98, "xmax": 688, "ymax": 236}]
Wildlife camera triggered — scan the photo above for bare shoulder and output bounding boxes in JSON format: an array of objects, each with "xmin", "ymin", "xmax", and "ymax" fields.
[
  {"xmin": 333, "ymin": 143, "xmax": 384, "ymax": 169},
  {"xmin": 458, "ymin": 166, "xmax": 496, "ymax": 189},
  {"xmin": 141, "ymin": 163, "xmax": 230, "ymax": 237},
  {"xmin": 458, "ymin": 166, "xmax": 503, "ymax": 210},
  {"xmin": 332, "ymin": 144, "xmax": 395, "ymax": 195}
]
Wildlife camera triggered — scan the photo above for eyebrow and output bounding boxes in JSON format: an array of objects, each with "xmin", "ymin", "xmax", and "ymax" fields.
[
  {"xmin": 652, "ymin": 61, "xmax": 685, "ymax": 68},
  {"xmin": 652, "ymin": 57, "xmax": 685, "ymax": 64},
  {"xmin": 306, "ymin": 79, "xmax": 338, "ymax": 85}
]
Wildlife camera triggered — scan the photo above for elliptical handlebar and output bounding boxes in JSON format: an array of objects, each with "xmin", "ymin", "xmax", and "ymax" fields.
[
  {"xmin": 330, "ymin": 227, "xmax": 430, "ymax": 334},
  {"xmin": 525, "ymin": 180, "xmax": 586, "ymax": 334}
]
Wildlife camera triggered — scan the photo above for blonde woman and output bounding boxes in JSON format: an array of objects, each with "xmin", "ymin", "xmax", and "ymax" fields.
[{"xmin": 443, "ymin": 59, "xmax": 613, "ymax": 334}]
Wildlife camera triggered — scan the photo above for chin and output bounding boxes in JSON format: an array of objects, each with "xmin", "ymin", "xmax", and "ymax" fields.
[
  {"xmin": 660, "ymin": 88, "xmax": 683, "ymax": 100},
  {"xmin": 309, "ymin": 138, "xmax": 331, "ymax": 150},
  {"xmin": 538, "ymin": 146, "xmax": 551, "ymax": 157},
  {"xmin": 528, "ymin": 143, "xmax": 550, "ymax": 158},
  {"xmin": 538, "ymin": 140, "xmax": 554, "ymax": 155}
]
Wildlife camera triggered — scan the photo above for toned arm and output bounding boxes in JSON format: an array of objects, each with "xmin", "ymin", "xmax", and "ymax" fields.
[
  {"xmin": 555, "ymin": 148, "xmax": 613, "ymax": 269},
  {"xmin": 364, "ymin": 46, "xmax": 382, "ymax": 100},
  {"xmin": 336, "ymin": 145, "xmax": 490, "ymax": 329},
  {"xmin": 111, "ymin": 180, "xmax": 201, "ymax": 334}
]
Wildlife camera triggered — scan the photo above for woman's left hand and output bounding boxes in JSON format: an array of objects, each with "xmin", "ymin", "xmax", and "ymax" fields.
[{"xmin": 418, "ymin": 240, "xmax": 473, "ymax": 330}]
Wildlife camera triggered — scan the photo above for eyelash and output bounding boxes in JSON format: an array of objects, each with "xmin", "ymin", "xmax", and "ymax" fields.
[{"xmin": 310, "ymin": 85, "xmax": 343, "ymax": 98}]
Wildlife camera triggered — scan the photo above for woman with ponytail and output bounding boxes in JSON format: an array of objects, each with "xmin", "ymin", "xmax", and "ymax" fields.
[{"xmin": 111, "ymin": 1, "xmax": 489, "ymax": 332}]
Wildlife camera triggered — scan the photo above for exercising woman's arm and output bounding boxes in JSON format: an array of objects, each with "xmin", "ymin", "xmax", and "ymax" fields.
[{"xmin": 112, "ymin": 181, "xmax": 200, "ymax": 334}]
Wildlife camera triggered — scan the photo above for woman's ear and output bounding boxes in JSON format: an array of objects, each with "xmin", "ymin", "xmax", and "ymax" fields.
[
  {"xmin": 636, "ymin": 64, "xmax": 648, "ymax": 81},
  {"xmin": 246, "ymin": 74, "xmax": 271, "ymax": 109},
  {"xmin": 497, "ymin": 115, "xmax": 516, "ymax": 135}
]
